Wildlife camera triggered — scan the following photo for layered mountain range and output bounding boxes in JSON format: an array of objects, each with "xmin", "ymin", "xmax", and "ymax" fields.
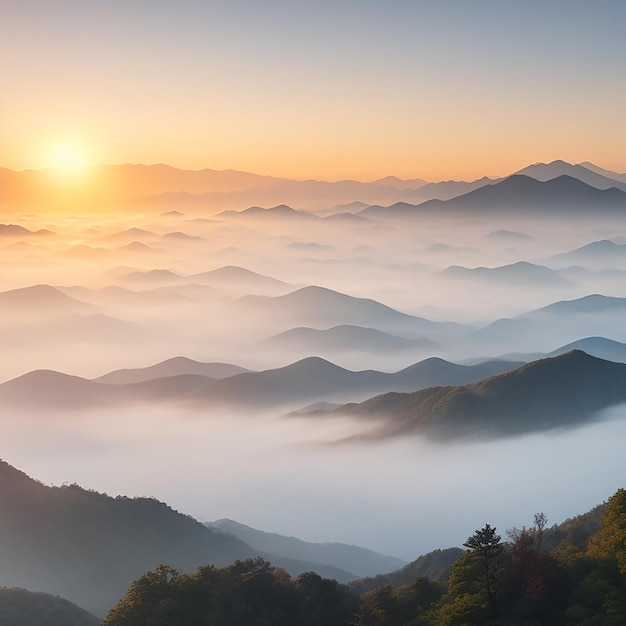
[{"xmin": 3, "ymin": 157, "xmax": 626, "ymax": 623}]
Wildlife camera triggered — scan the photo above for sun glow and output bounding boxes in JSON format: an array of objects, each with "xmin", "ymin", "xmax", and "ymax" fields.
[{"xmin": 52, "ymin": 144, "xmax": 88, "ymax": 173}]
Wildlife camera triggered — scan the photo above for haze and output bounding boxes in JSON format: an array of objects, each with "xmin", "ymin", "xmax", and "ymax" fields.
[
  {"xmin": 3, "ymin": 0, "xmax": 626, "ymax": 590},
  {"xmin": 2, "ymin": 167, "xmax": 626, "ymax": 560}
]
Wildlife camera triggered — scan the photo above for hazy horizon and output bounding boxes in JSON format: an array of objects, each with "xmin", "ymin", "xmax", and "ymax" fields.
[
  {"xmin": 3, "ymin": 1, "xmax": 626, "ymax": 180},
  {"xmin": 3, "ymin": 1, "xmax": 626, "ymax": 608}
]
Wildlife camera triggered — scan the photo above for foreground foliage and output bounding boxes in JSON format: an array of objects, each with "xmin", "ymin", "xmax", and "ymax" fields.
[
  {"xmin": 103, "ymin": 556, "xmax": 359, "ymax": 626},
  {"xmin": 105, "ymin": 489, "xmax": 626, "ymax": 626}
]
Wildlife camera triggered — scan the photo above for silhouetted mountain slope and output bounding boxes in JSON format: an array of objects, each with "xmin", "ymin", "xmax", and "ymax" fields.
[
  {"xmin": 189, "ymin": 265, "xmax": 293, "ymax": 294},
  {"xmin": 486, "ymin": 229, "xmax": 532, "ymax": 241},
  {"xmin": 120, "ymin": 265, "xmax": 292, "ymax": 294},
  {"xmin": 0, "ymin": 285, "xmax": 95, "ymax": 317},
  {"xmin": 0, "ymin": 460, "xmax": 255, "ymax": 617},
  {"xmin": 146, "ymin": 177, "xmax": 434, "ymax": 212},
  {"xmin": 0, "ymin": 587, "xmax": 100, "ymax": 626},
  {"xmin": 360, "ymin": 175, "xmax": 626, "ymax": 217},
  {"xmin": 0, "ymin": 371, "xmax": 214, "ymax": 410},
  {"xmin": 0, "ymin": 371, "xmax": 114, "ymax": 409},
  {"xmin": 261, "ymin": 325, "xmax": 438, "ymax": 353},
  {"xmin": 58, "ymin": 284, "xmax": 191, "ymax": 308},
  {"xmin": 408, "ymin": 176, "xmax": 500, "ymax": 201},
  {"xmin": 217, "ymin": 204, "xmax": 319, "ymax": 220},
  {"xmin": 549, "ymin": 239, "xmax": 626, "ymax": 266},
  {"xmin": 348, "ymin": 548, "xmax": 464, "ymax": 594},
  {"xmin": 532, "ymin": 293, "xmax": 626, "ymax": 316},
  {"xmin": 389, "ymin": 357, "xmax": 523, "ymax": 389},
  {"xmin": 515, "ymin": 159, "xmax": 626, "ymax": 191},
  {"xmin": 239, "ymin": 286, "xmax": 467, "ymax": 337},
  {"xmin": 161, "ymin": 230, "xmax": 204, "ymax": 241},
  {"xmin": 194, "ymin": 357, "xmax": 381, "ymax": 408},
  {"xmin": 371, "ymin": 175, "xmax": 427, "ymax": 189},
  {"xmin": 0, "ymin": 461, "xmax": 401, "ymax": 616},
  {"xmin": 209, "ymin": 518, "xmax": 407, "ymax": 578},
  {"xmin": 94, "ymin": 357, "xmax": 250, "ymax": 384},
  {"xmin": 472, "ymin": 294, "xmax": 626, "ymax": 350},
  {"xmin": 548, "ymin": 337, "xmax": 626, "ymax": 363},
  {"xmin": 578, "ymin": 161, "xmax": 626, "ymax": 184},
  {"xmin": 331, "ymin": 351, "xmax": 626, "ymax": 440},
  {"xmin": 0, "ymin": 357, "xmax": 522, "ymax": 411},
  {"xmin": 442, "ymin": 261, "xmax": 570, "ymax": 286},
  {"xmin": 199, "ymin": 356, "xmax": 522, "ymax": 409},
  {"xmin": 0, "ymin": 224, "xmax": 52, "ymax": 238}
]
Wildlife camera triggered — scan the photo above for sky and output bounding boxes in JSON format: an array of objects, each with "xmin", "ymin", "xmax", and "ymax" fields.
[{"xmin": 2, "ymin": 0, "xmax": 626, "ymax": 180}]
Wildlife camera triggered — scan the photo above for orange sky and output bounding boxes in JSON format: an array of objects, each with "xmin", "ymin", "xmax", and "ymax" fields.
[{"xmin": 2, "ymin": 1, "xmax": 626, "ymax": 181}]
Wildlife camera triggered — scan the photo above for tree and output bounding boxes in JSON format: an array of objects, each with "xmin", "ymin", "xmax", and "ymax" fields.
[
  {"xmin": 462, "ymin": 524, "xmax": 503, "ymax": 620},
  {"xmin": 501, "ymin": 527, "xmax": 561, "ymax": 622},
  {"xmin": 588, "ymin": 488, "xmax": 626, "ymax": 575},
  {"xmin": 533, "ymin": 512, "xmax": 548, "ymax": 552},
  {"xmin": 437, "ymin": 525, "xmax": 505, "ymax": 625}
]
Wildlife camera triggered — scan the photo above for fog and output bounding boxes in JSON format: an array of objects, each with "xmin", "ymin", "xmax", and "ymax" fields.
[
  {"xmin": 4, "ymin": 403, "xmax": 626, "ymax": 560},
  {"xmin": 2, "ymin": 179, "xmax": 626, "ymax": 563}
]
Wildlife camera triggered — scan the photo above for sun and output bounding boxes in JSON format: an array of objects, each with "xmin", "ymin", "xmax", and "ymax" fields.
[{"xmin": 52, "ymin": 144, "xmax": 87, "ymax": 173}]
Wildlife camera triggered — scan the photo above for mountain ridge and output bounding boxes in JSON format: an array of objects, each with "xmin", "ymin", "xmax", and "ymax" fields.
[{"xmin": 326, "ymin": 351, "xmax": 626, "ymax": 441}]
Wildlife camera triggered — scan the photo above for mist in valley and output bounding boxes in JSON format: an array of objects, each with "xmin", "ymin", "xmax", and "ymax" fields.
[
  {"xmin": 3, "ymin": 400, "xmax": 626, "ymax": 561},
  {"xmin": 3, "ymin": 177, "xmax": 626, "ymax": 570}
]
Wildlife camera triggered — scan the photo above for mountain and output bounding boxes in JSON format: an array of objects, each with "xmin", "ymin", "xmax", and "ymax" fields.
[
  {"xmin": 192, "ymin": 356, "xmax": 382, "ymax": 408},
  {"xmin": 472, "ymin": 294, "xmax": 626, "ymax": 351},
  {"xmin": 209, "ymin": 518, "xmax": 407, "ymax": 578},
  {"xmin": 407, "ymin": 176, "xmax": 500, "ymax": 201},
  {"xmin": 515, "ymin": 159, "xmax": 626, "ymax": 192},
  {"xmin": 237, "ymin": 286, "xmax": 467, "ymax": 337},
  {"xmin": 161, "ymin": 230, "xmax": 204, "ymax": 242},
  {"xmin": 371, "ymin": 175, "xmax": 428, "ymax": 189},
  {"xmin": 0, "ymin": 370, "xmax": 115, "ymax": 409},
  {"xmin": 199, "ymin": 356, "xmax": 522, "ymax": 410},
  {"xmin": 532, "ymin": 293, "xmax": 626, "ymax": 316},
  {"xmin": 387, "ymin": 357, "xmax": 524, "ymax": 390},
  {"xmin": 94, "ymin": 357, "xmax": 250, "ymax": 384},
  {"xmin": 0, "ymin": 224, "xmax": 52, "ymax": 238},
  {"xmin": 212, "ymin": 356, "xmax": 523, "ymax": 410},
  {"xmin": 0, "ymin": 460, "xmax": 384, "ymax": 616},
  {"xmin": 261, "ymin": 324, "xmax": 439, "ymax": 354},
  {"xmin": 0, "ymin": 357, "xmax": 522, "ymax": 412},
  {"xmin": 442, "ymin": 261, "xmax": 570, "ymax": 286},
  {"xmin": 188, "ymin": 265, "xmax": 294, "ymax": 295},
  {"xmin": 578, "ymin": 161, "xmax": 626, "ymax": 184},
  {"xmin": 0, "ymin": 370, "xmax": 217, "ymax": 410},
  {"xmin": 119, "ymin": 265, "xmax": 293, "ymax": 295},
  {"xmin": 217, "ymin": 204, "xmax": 318, "ymax": 220},
  {"xmin": 360, "ymin": 175, "xmax": 626, "ymax": 218},
  {"xmin": 327, "ymin": 351, "xmax": 626, "ymax": 441},
  {"xmin": 548, "ymin": 337, "xmax": 626, "ymax": 363},
  {"xmin": 348, "ymin": 548, "xmax": 464, "ymax": 594},
  {"xmin": 0, "ymin": 164, "xmax": 286, "ymax": 208},
  {"xmin": 0, "ymin": 587, "xmax": 100, "ymax": 626},
  {"xmin": 485, "ymin": 229, "xmax": 532, "ymax": 241},
  {"xmin": 58, "ymin": 285, "xmax": 192, "ymax": 308},
  {"xmin": 0, "ymin": 459, "xmax": 256, "ymax": 616},
  {"xmin": 549, "ymin": 239, "xmax": 626, "ymax": 267},
  {"xmin": 0, "ymin": 284, "xmax": 95, "ymax": 317},
  {"xmin": 145, "ymin": 178, "xmax": 435, "ymax": 212}
]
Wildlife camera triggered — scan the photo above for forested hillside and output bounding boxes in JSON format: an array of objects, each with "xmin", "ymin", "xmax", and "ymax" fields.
[{"xmin": 104, "ymin": 488, "xmax": 626, "ymax": 625}]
